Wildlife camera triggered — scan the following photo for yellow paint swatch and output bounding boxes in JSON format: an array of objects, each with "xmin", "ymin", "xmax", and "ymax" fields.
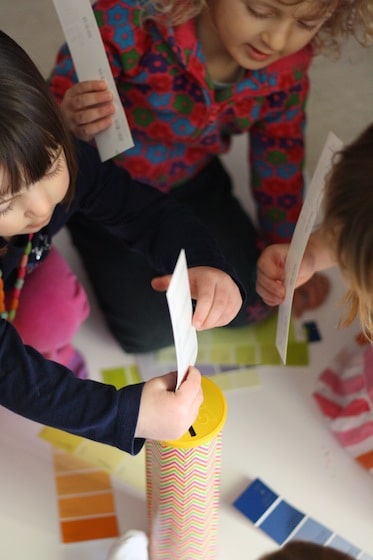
[
  {"xmin": 157, "ymin": 312, "xmax": 309, "ymax": 366},
  {"xmin": 212, "ymin": 368, "xmax": 260, "ymax": 391},
  {"xmin": 101, "ymin": 364, "xmax": 142, "ymax": 388},
  {"xmin": 40, "ymin": 427, "xmax": 145, "ymax": 492}
]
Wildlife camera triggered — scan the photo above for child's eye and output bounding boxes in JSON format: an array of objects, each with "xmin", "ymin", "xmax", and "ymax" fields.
[
  {"xmin": 46, "ymin": 156, "xmax": 63, "ymax": 178},
  {"xmin": 298, "ymin": 20, "xmax": 319, "ymax": 31},
  {"xmin": 0, "ymin": 200, "xmax": 15, "ymax": 218},
  {"xmin": 247, "ymin": 5, "xmax": 272, "ymax": 19}
]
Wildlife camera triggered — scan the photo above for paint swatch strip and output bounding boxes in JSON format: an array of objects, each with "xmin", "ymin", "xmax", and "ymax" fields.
[
  {"xmin": 39, "ymin": 366, "xmax": 146, "ymax": 492},
  {"xmin": 233, "ymin": 478, "xmax": 373, "ymax": 559},
  {"xmin": 156, "ymin": 314, "xmax": 309, "ymax": 367},
  {"xmin": 52, "ymin": 449, "xmax": 120, "ymax": 543}
]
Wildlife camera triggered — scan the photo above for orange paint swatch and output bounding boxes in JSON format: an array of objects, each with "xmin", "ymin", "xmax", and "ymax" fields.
[
  {"xmin": 61, "ymin": 515, "xmax": 119, "ymax": 543},
  {"xmin": 58, "ymin": 492, "xmax": 116, "ymax": 518},
  {"xmin": 55, "ymin": 470, "xmax": 113, "ymax": 495},
  {"xmin": 356, "ymin": 449, "xmax": 373, "ymax": 470},
  {"xmin": 52, "ymin": 449, "xmax": 120, "ymax": 543}
]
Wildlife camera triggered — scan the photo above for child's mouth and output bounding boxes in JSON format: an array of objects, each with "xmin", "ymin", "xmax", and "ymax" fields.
[{"xmin": 245, "ymin": 43, "xmax": 273, "ymax": 62}]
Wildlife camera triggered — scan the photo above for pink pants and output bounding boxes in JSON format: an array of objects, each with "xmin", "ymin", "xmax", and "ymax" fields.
[{"xmin": 13, "ymin": 247, "xmax": 90, "ymax": 366}]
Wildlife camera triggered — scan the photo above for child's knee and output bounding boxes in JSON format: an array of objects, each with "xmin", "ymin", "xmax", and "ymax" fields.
[{"xmin": 13, "ymin": 246, "xmax": 90, "ymax": 352}]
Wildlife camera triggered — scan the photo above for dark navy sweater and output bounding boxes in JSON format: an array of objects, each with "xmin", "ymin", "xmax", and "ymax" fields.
[{"xmin": 0, "ymin": 140, "xmax": 242, "ymax": 455}]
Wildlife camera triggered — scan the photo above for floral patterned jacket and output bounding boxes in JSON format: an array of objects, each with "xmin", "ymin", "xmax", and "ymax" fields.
[{"xmin": 49, "ymin": 0, "xmax": 313, "ymax": 244}]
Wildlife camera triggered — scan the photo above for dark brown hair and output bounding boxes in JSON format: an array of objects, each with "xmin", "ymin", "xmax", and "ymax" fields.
[
  {"xmin": 0, "ymin": 30, "xmax": 77, "ymax": 203},
  {"xmin": 260, "ymin": 541, "xmax": 355, "ymax": 560}
]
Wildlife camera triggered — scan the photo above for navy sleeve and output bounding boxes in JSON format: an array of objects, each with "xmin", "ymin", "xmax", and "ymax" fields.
[
  {"xmin": 66, "ymin": 140, "xmax": 245, "ymax": 299},
  {"xmin": 0, "ymin": 320, "xmax": 145, "ymax": 455}
]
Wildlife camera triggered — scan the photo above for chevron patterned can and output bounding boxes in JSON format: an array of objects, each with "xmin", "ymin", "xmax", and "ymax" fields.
[{"xmin": 146, "ymin": 376, "xmax": 227, "ymax": 559}]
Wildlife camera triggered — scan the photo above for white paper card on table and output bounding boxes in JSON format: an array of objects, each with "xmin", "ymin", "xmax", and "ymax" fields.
[
  {"xmin": 166, "ymin": 250, "xmax": 198, "ymax": 390},
  {"xmin": 52, "ymin": 0, "xmax": 134, "ymax": 162},
  {"xmin": 276, "ymin": 132, "xmax": 344, "ymax": 364}
]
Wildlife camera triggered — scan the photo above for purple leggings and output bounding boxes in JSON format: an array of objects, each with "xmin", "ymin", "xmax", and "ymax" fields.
[{"xmin": 13, "ymin": 247, "xmax": 90, "ymax": 366}]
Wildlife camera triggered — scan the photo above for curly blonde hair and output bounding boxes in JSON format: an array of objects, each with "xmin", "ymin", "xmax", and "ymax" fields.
[
  {"xmin": 142, "ymin": 0, "xmax": 373, "ymax": 56},
  {"xmin": 321, "ymin": 124, "xmax": 373, "ymax": 341}
]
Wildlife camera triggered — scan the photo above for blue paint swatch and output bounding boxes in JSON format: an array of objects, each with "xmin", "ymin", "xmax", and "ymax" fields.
[
  {"xmin": 291, "ymin": 517, "xmax": 332, "ymax": 544},
  {"xmin": 233, "ymin": 478, "xmax": 372, "ymax": 559},
  {"xmin": 260, "ymin": 501, "xmax": 305, "ymax": 545},
  {"xmin": 359, "ymin": 553, "xmax": 373, "ymax": 560},
  {"xmin": 233, "ymin": 479, "xmax": 278, "ymax": 523},
  {"xmin": 303, "ymin": 321, "xmax": 321, "ymax": 342},
  {"xmin": 328, "ymin": 535, "xmax": 361, "ymax": 557}
]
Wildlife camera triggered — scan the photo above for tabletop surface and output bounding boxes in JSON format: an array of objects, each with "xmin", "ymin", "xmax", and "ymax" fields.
[{"xmin": 1, "ymin": 264, "xmax": 372, "ymax": 560}]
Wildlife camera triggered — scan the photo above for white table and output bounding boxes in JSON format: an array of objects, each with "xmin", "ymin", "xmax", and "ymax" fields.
[{"xmin": 0, "ymin": 267, "xmax": 372, "ymax": 559}]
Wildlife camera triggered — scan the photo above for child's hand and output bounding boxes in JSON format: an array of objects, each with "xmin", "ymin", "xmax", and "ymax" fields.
[
  {"xmin": 61, "ymin": 80, "xmax": 115, "ymax": 141},
  {"xmin": 256, "ymin": 243, "xmax": 318, "ymax": 305},
  {"xmin": 292, "ymin": 273, "xmax": 330, "ymax": 317},
  {"xmin": 256, "ymin": 244, "xmax": 288, "ymax": 306},
  {"xmin": 256, "ymin": 244, "xmax": 330, "ymax": 315},
  {"xmin": 135, "ymin": 367, "xmax": 203, "ymax": 441},
  {"xmin": 151, "ymin": 267, "xmax": 242, "ymax": 330}
]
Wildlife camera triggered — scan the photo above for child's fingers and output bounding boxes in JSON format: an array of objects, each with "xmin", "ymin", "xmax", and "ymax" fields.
[
  {"xmin": 293, "ymin": 273, "xmax": 330, "ymax": 317},
  {"xmin": 256, "ymin": 259, "xmax": 285, "ymax": 304},
  {"xmin": 150, "ymin": 275, "xmax": 172, "ymax": 292},
  {"xmin": 152, "ymin": 273, "xmax": 226, "ymax": 328},
  {"xmin": 177, "ymin": 367, "xmax": 203, "ymax": 421},
  {"xmin": 152, "ymin": 269, "xmax": 242, "ymax": 329},
  {"xmin": 70, "ymin": 79, "xmax": 110, "ymax": 95},
  {"xmin": 71, "ymin": 116, "xmax": 114, "ymax": 142},
  {"xmin": 256, "ymin": 251, "xmax": 286, "ymax": 304},
  {"xmin": 61, "ymin": 81, "xmax": 115, "ymax": 140},
  {"xmin": 256, "ymin": 270, "xmax": 285, "ymax": 304},
  {"xmin": 178, "ymin": 367, "xmax": 202, "ymax": 399},
  {"xmin": 71, "ymin": 89, "xmax": 114, "ymax": 113},
  {"xmin": 192, "ymin": 281, "xmax": 241, "ymax": 330},
  {"xmin": 72, "ymin": 103, "xmax": 115, "ymax": 126},
  {"xmin": 156, "ymin": 370, "xmax": 177, "ymax": 391}
]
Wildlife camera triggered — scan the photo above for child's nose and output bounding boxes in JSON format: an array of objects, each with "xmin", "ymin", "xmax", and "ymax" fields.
[
  {"xmin": 261, "ymin": 21, "xmax": 292, "ymax": 52},
  {"xmin": 25, "ymin": 187, "xmax": 53, "ymax": 218}
]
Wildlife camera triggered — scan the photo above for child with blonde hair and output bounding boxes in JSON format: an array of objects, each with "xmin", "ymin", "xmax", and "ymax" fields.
[
  {"xmin": 256, "ymin": 123, "xmax": 373, "ymax": 340},
  {"xmin": 49, "ymin": 0, "xmax": 373, "ymax": 353},
  {"xmin": 257, "ymin": 124, "xmax": 373, "ymax": 481}
]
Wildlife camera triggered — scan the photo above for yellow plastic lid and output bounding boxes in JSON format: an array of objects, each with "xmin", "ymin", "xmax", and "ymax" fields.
[{"xmin": 163, "ymin": 376, "xmax": 227, "ymax": 449}]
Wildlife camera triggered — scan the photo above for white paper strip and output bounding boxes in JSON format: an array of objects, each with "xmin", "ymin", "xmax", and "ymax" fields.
[
  {"xmin": 276, "ymin": 132, "xmax": 343, "ymax": 364},
  {"xmin": 166, "ymin": 250, "xmax": 198, "ymax": 389},
  {"xmin": 53, "ymin": 0, "xmax": 134, "ymax": 161}
]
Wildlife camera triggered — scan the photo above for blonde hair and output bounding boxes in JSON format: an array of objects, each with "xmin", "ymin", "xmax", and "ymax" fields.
[
  {"xmin": 141, "ymin": 0, "xmax": 373, "ymax": 55},
  {"xmin": 321, "ymin": 124, "xmax": 373, "ymax": 341}
]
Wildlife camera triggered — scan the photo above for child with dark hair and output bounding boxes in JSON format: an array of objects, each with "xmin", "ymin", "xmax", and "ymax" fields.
[
  {"xmin": 260, "ymin": 540, "xmax": 355, "ymax": 560},
  {"xmin": 108, "ymin": 534, "xmax": 357, "ymax": 559},
  {"xmin": 0, "ymin": 29, "xmax": 243, "ymax": 454}
]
